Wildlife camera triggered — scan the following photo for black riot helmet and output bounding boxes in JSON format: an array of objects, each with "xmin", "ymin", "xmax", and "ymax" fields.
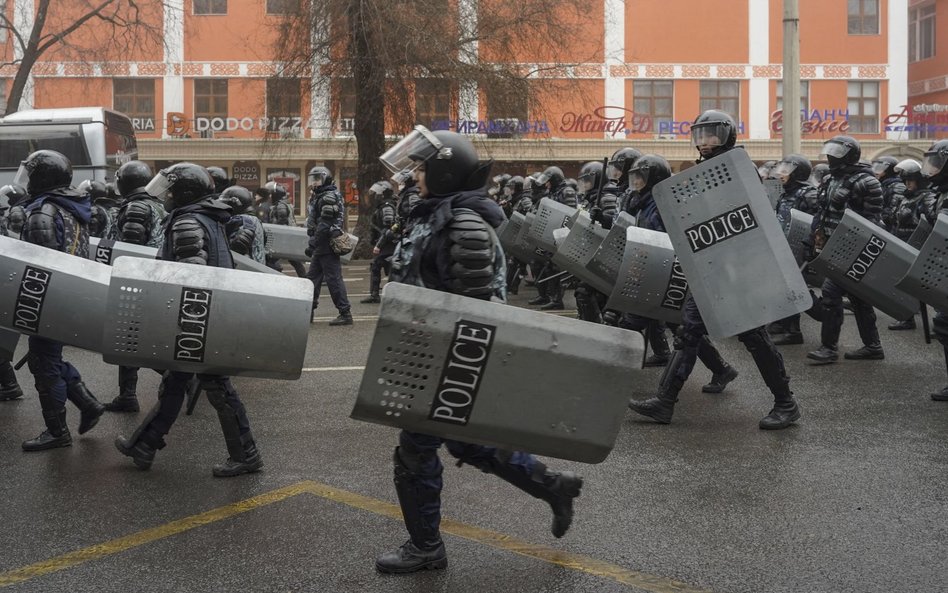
[
  {"xmin": 772, "ymin": 154, "xmax": 812, "ymax": 187},
  {"xmin": 628, "ymin": 154, "xmax": 672, "ymax": 195},
  {"xmin": 379, "ymin": 125, "xmax": 490, "ymax": 197},
  {"xmin": 921, "ymin": 139, "xmax": 948, "ymax": 184},
  {"xmin": 820, "ymin": 135, "xmax": 861, "ymax": 171},
  {"xmin": 607, "ymin": 148, "xmax": 643, "ymax": 181},
  {"xmin": 206, "ymin": 166, "xmax": 230, "ymax": 194},
  {"xmin": 871, "ymin": 155, "xmax": 899, "ymax": 178},
  {"xmin": 144, "ymin": 162, "xmax": 215, "ymax": 211},
  {"xmin": 536, "ymin": 166, "xmax": 565, "ymax": 189},
  {"xmin": 116, "ymin": 160, "xmax": 154, "ymax": 197},
  {"xmin": 757, "ymin": 160, "xmax": 777, "ymax": 179},
  {"xmin": 219, "ymin": 185, "xmax": 254, "ymax": 214},
  {"xmin": 14, "ymin": 150, "xmax": 73, "ymax": 195},
  {"xmin": 895, "ymin": 159, "xmax": 925, "ymax": 187},
  {"xmin": 307, "ymin": 166, "xmax": 333, "ymax": 187},
  {"xmin": 809, "ymin": 163, "xmax": 830, "ymax": 186},
  {"xmin": 506, "ymin": 175, "xmax": 524, "ymax": 196},
  {"xmin": 0, "ymin": 184, "xmax": 28, "ymax": 207},
  {"xmin": 578, "ymin": 161, "xmax": 603, "ymax": 193},
  {"xmin": 369, "ymin": 180, "xmax": 394, "ymax": 201},
  {"xmin": 78, "ymin": 179, "xmax": 108, "ymax": 200},
  {"xmin": 691, "ymin": 110, "xmax": 737, "ymax": 159},
  {"xmin": 264, "ymin": 180, "xmax": 288, "ymax": 202},
  {"xmin": 492, "ymin": 173, "xmax": 512, "ymax": 192}
]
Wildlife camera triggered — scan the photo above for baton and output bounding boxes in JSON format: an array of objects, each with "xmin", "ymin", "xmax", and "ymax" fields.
[
  {"xmin": 920, "ymin": 301, "xmax": 932, "ymax": 345},
  {"xmin": 13, "ymin": 352, "xmax": 28, "ymax": 371},
  {"xmin": 536, "ymin": 270, "xmax": 571, "ymax": 285}
]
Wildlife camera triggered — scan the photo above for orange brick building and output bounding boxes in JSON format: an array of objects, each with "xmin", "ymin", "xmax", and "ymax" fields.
[{"xmin": 0, "ymin": 0, "xmax": 942, "ymax": 212}]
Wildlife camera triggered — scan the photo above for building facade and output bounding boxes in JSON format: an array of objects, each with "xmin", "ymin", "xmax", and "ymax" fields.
[{"xmin": 0, "ymin": 0, "xmax": 940, "ymax": 211}]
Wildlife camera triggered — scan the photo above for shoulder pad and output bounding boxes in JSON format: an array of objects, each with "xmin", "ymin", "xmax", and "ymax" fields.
[
  {"xmin": 171, "ymin": 216, "xmax": 208, "ymax": 265},
  {"xmin": 445, "ymin": 208, "xmax": 496, "ymax": 299}
]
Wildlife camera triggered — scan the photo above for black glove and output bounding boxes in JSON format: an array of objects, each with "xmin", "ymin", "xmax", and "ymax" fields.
[
  {"xmin": 307, "ymin": 227, "xmax": 315, "ymax": 236},
  {"xmin": 589, "ymin": 206, "xmax": 602, "ymax": 221},
  {"xmin": 304, "ymin": 248, "xmax": 313, "ymax": 257}
]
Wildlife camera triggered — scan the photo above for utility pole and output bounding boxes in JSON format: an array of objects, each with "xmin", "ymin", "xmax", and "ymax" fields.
[{"xmin": 782, "ymin": 0, "xmax": 801, "ymax": 155}]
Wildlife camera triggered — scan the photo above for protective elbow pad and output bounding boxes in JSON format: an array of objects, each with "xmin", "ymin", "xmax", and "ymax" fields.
[
  {"xmin": 445, "ymin": 209, "xmax": 495, "ymax": 298},
  {"xmin": 230, "ymin": 227, "xmax": 254, "ymax": 255},
  {"xmin": 171, "ymin": 217, "xmax": 208, "ymax": 265},
  {"xmin": 118, "ymin": 201, "xmax": 153, "ymax": 245},
  {"xmin": 23, "ymin": 205, "xmax": 60, "ymax": 250}
]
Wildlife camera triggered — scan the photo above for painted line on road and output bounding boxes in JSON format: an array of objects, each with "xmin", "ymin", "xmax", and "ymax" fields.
[
  {"xmin": 0, "ymin": 480, "xmax": 713, "ymax": 593},
  {"xmin": 311, "ymin": 316, "xmax": 379, "ymax": 322},
  {"xmin": 301, "ymin": 366, "xmax": 365, "ymax": 372}
]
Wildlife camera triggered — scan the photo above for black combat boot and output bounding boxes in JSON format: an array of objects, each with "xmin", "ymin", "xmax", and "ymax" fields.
[
  {"xmin": 376, "ymin": 449, "xmax": 448, "ymax": 574},
  {"xmin": 0, "ymin": 360, "xmax": 23, "ymax": 401},
  {"xmin": 105, "ymin": 366, "xmax": 140, "ymax": 413},
  {"xmin": 844, "ymin": 345, "xmax": 885, "ymax": 360},
  {"xmin": 115, "ymin": 401, "xmax": 165, "ymax": 469},
  {"xmin": 527, "ymin": 295, "xmax": 550, "ymax": 306},
  {"xmin": 807, "ymin": 345, "xmax": 838, "ymax": 364},
  {"xmin": 773, "ymin": 315, "xmax": 804, "ymax": 345},
  {"xmin": 23, "ymin": 402, "xmax": 72, "ymax": 451},
  {"xmin": 759, "ymin": 399, "xmax": 801, "ymax": 430},
  {"xmin": 643, "ymin": 322, "xmax": 671, "ymax": 367},
  {"xmin": 213, "ymin": 432, "xmax": 264, "ymax": 477},
  {"xmin": 329, "ymin": 311, "xmax": 354, "ymax": 326},
  {"xmin": 697, "ymin": 337, "xmax": 738, "ymax": 394},
  {"xmin": 361, "ymin": 294, "xmax": 381, "ymax": 304},
  {"xmin": 540, "ymin": 300, "xmax": 565, "ymax": 311},
  {"xmin": 628, "ymin": 351, "xmax": 685, "ymax": 423},
  {"xmin": 932, "ymin": 387, "xmax": 948, "ymax": 401},
  {"xmin": 65, "ymin": 380, "xmax": 105, "ymax": 434},
  {"xmin": 888, "ymin": 318, "xmax": 916, "ymax": 330}
]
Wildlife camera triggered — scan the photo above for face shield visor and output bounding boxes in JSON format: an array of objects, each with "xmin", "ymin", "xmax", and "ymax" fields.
[
  {"xmin": 379, "ymin": 126, "xmax": 443, "ymax": 174},
  {"xmin": 772, "ymin": 161, "xmax": 797, "ymax": 181},
  {"xmin": 12, "ymin": 164, "xmax": 30, "ymax": 189},
  {"xmin": 579, "ymin": 176, "xmax": 596, "ymax": 193},
  {"xmin": 819, "ymin": 141, "xmax": 852, "ymax": 160},
  {"xmin": 871, "ymin": 161, "xmax": 893, "ymax": 176},
  {"xmin": 503, "ymin": 185, "xmax": 513, "ymax": 197},
  {"xmin": 605, "ymin": 163, "xmax": 623, "ymax": 181},
  {"xmin": 369, "ymin": 182, "xmax": 387, "ymax": 197},
  {"xmin": 691, "ymin": 124, "xmax": 727, "ymax": 149},
  {"xmin": 308, "ymin": 173, "xmax": 327, "ymax": 186},
  {"xmin": 628, "ymin": 168, "xmax": 648, "ymax": 192},
  {"xmin": 921, "ymin": 150, "xmax": 948, "ymax": 178},
  {"xmin": 144, "ymin": 170, "xmax": 175, "ymax": 198},
  {"xmin": 535, "ymin": 171, "xmax": 553, "ymax": 186}
]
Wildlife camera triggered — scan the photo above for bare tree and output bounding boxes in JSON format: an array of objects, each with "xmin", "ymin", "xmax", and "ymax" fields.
[
  {"xmin": 0, "ymin": 0, "xmax": 169, "ymax": 115},
  {"xmin": 272, "ymin": 0, "xmax": 591, "ymax": 254}
]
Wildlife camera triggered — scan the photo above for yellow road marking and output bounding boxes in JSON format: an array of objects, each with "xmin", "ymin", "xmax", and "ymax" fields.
[{"xmin": 0, "ymin": 480, "xmax": 713, "ymax": 593}]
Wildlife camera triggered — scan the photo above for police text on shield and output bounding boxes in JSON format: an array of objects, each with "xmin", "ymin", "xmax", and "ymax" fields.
[
  {"xmin": 14, "ymin": 266, "xmax": 51, "ymax": 333},
  {"xmin": 846, "ymin": 235, "xmax": 886, "ymax": 282},
  {"xmin": 684, "ymin": 206, "xmax": 759, "ymax": 253},
  {"xmin": 428, "ymin": 320, "xmax": 497, "ymax": 426},
  {"xmin": 174, "ymin": 287, "xmax": 213, "ymax": 363}
]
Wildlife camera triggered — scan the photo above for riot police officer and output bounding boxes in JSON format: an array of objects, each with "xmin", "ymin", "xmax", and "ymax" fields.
[
  {"xmin": 362, "ymin": 180, "xmax": 398, "ymax": 303},
  {"xmin": 221, "ymin": 185, "xmax": 267, "ymax": 263},
  {"xmin": 807, "ymin": 136, "xmax": 885, "ymax": 364},
  {"xmin": 305, "ymin": 166, "xmax": 352, "ymax": 325},
  {"xmin": 15, "ymin": 150, "xmax": 105, "ymax": 450},
  {"xmin": 115, "ymin": 163, "xmax": 263, "ymax": 476},
  {"xmin": 0, "ymin": 187, "xmax": 24, "ymax": 402},
  {"xmin": 81, "ymin": 179, "xmax": 116, "ymax": 239},
  {"xmin": 767, "ymin": 154, "xmax": 820, "ymax": 345},
  {"xmin": 2, "ymin": 184, "xmax": 28, "ymax": 236},
  {"xmin": 606, "ymin": 147, "xmax": 642, "ymax": 215},
  {"xmin": 266, "ymin": 181, "xmax": 308, "ymax": 277},
  {"xmin": 573, "ymin": 161, "xmax": 614, "ymax": 323},
  {"xmin": 809, "ymin": 163, "xmax": 830, "ymax": 188},
  {"xmin": 871, "ymin": 156, "xmax": 906, "ymax": 232},
  {"xmin": 888, "ymin": 159, "xmax": 933, "ymax": 332},
  {"xmin": 627, "ymin": 111, "xmax": 801, "ymax": 430},
  {"xmin": 531, "ymin": 165, "xmax": 572, "ymax": 310},
  {"xmin": 921, "ymin": 140, "xmax": 948, "ymax": 401},
  {"xmin": 104, "ymin": 160, "xmax": 168, "ymax": 413},
  {"xmin": 374, "ymin": 126, "xmax": 582, "ymax": 574},
  {"xmin": 501, "ymin": 175, "xmax": 532, "ymax": 294},
  {"xmin": 206, "ymin": 166, "xmax": 231, "ymax": 195}
]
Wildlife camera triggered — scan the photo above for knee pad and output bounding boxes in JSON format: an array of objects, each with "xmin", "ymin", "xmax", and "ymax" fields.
[
  {"xmin": 675, "ymin": 326, "xmax": 701, "ymax": 350},
  {"xmin": 737, "ymin": 327, "xmax": 769, "ymax": 351}
]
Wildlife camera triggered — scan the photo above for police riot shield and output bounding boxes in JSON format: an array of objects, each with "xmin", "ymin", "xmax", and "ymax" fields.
[
  {"xmin": 0, "ymin": 236, "xmax": 110, "ymax": 352},
  {"xmin": 907, "ymin": 217, "xmax": 933, "ymax": 250},
  {"xmin": 550, "ymin": 211, "xmax": 609, "ymax": 292},
  {"xmin": 232, "ymin": 253, "xmax": 283, "ymax": 275},
  {"xmin": 809, "ymin": 209, "xmax": 919, "ymax": 320},
  {"xmin": 0, "ymin": 328, "xmax": 19, "ymax": 361},
  {"xmin": 340, "ymin": 233, "xmax": 359, "ymax": 265},
  {"xmin": 102, "ymin": 257, "xmax": 314, "ymax": 379},
  {"xmin": 527, "ymin": 198, "xmax": 576, "ymax": 253},
  {"xmin": 263, "ymin": 223, "xmax": 309, "ymax": 262},
  {"xmin": 652, "ymin": 149, "xmax": 812, "ymax": 338},
  {"xmin": 517, "ymin": 211, "xmax": 552, "ymax": 262},
  {"xmin": 89, "ymin": 237, "xmax": 158, "ymax": 264},
  {"xmin": 896, "ymin": 212, "xmax": 948, "ymax": 309},
  {"xmin": 498, "ymin": 212, "xmax": 536, "ymax": 262},
  {"xmin": 785, "ymin": 209, "xmax": 814, "ymax": 266},
  {"xmin": 351, "ymin": 283, "xmax": 644, "ymax": 464},
  {"xmin": 605, "ymin": 226, "xmax": 688, "ymax": 325},
  {"xmin": 587, "ymin": 212, "xmax": 636, "ymax": 296},
  {"xmin": 763, "ymin": 179, "xmax": 783, "ymax": 209}
]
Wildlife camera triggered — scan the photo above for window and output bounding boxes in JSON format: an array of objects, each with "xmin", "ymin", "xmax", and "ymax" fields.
[
  {"xmin": 113, "ymin": 78, "xmax": 156, "ymax": 127},
  {"xmin": 267, "ymin": 78, "xmax": 302, "ymax": 121},
  {"xmin": 266, "ymin": 0, "xmax": 299, "ymax": 14},
  {"xmin": 414, "ymin": 79, "xmax": 452, "ymax": 126},
  {"xmin": 633, "ymin": 80, "xmax": 673, "ymax": 134},
  {"xmin": 194, "ymin": 79, "xmax": 228, "ymax": 120},
  {"xmin": 193, "ymin": 0, "xmax": 226, "ymax": 15},
  {"xmin": 699, "ymin": 81, "xmax": 739, "ymax": 118},
  {"xmin": 909, "ymin": 3, "xmax": 936, "ymax": 62},
  {"xmin": 335, "ymin": 78, "xmax": 356, "ymax": 135},
  {"xmin": 847, "ymin": 81, "xmax": 878, "ymax": 134},
  {"xmin": 848, "ymin": 0, "xmax": 878, "ymax": 35},
  {"xmin": 485, "ymin": 82, "xmax": 528, "ymax": 138},
  {"xmin": 775, "ymin": 80, "xmax": 809, "ymax": 113}
]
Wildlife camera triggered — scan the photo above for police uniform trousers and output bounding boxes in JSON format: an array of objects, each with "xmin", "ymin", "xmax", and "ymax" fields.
[
  {"xmin": 368, "ymin": 246, "xmax": 394, "ymax": 296},
  {"xmin": 308, "ymin": 253, "xmax": 352, "ymax": 314},
  {"xmin": 143, "ymin": 371, "xmax": 250, "ymax": 441},
  {"xmin": 27, "ymin": 336, "xmax": 81, "ymax": 409},
  {"xmin": 817, "ymin": 278, "xmax": 881, "ymax": 350}
]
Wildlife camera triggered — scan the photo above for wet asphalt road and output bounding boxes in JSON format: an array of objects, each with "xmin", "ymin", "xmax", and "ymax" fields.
[{"xmin": 0, "ymin": 262, "xmax": 946, "ymax": 593}]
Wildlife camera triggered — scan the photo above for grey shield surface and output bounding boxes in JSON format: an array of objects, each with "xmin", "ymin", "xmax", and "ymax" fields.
[
  {"xmin": 897, "ymin": 212, "xmax": 948, "ymax": 309},
  {"xmin": 527, "ymin": 198, "xmax": 576, "ymax": 253},
  {"xmin": 498, "ymin": 212, "xmax": 535, "ymax": 262},
  {"xmin": 263, "ymin": 223, "xmax": 310, "ymax": 262},
  {"xmin": 0, "ymin": 236, "xmax": 110, "ymax": 352},
  {"xmin": 232, "ymin": 253, "xmax": 282, "ymax": 275},
  {"xmin": 786, "ymin": 209, "xmax": 814, "ymax": 266},
  {"xmin": 652, "ymin": 149, "xmax": 811, "ymax": 338},
  {"xmin": 907, "ymin": 217, "xmax": 933, "ymax": 250},
  {"xmin": 763, "ymin": 179, "xmax": 784, "ymax": 209},
  {"xmin": 587, "ymin": 212, "xmax": 636, "ymax": 295},
  {"xmin": 90, "ymin": 237, "xmax": 281, "ymax": 275},
  {"xmin": 339, "ymin": 233, "xmax": 359, "ymax": 264},
  {"xmin": 550, "ymin": 212, "xmax": 609, "ymax": 292},
  {"xmin": 605, "ymin": 226, "xmax": 688, "ymax": 325},
  {"xmin": 0, "ymin": 328, "xmax": 19, "ymax": 361},
  {"xmin": 810, "ymin": 209, "xmax": 919, "ymax": 320},
  {"xmin": 351, "ymin": 283, "xmax": 644, "ymax": 464},
  {"xmin": 102, "ymin": 258, "xmax": 314, "ymax": 379},
  {"xmin": 517, "ymin": 211, "xmax": 552, "ymax": 261}
]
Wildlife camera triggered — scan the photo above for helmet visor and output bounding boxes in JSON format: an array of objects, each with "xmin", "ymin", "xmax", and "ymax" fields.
[
  {"xmin": 369, "ymin": 182, "xmax": 386, "ymax": 195},
  {"xmin": 308, "ymin": 173, "xmax": 326, "ymax": 185},
  {"xmin": 580, "ymin": 178, "xmax": 595, "ymax": 193},
  {"xmin": 820, "ymin": 141, "xmax": 851, "ymax": 159},
  {"xmin": 144, "ymin": 171, "xmax": 174, "ymax": 198},
  {"xmin": 379, "ymin": 126, "xmax": 442, "ymax": 174},
  {"xmin": 871, "ymin": 161, "xmax": 892, "ymax": 175},
  {"xmin": 922, "ymin": 150, "xmax": 948, "ymax": 178},
  {"xmin": 628, "ymin": 168, "xmax": 649, "ymax": 192},
  {"xmin": 12, "ymin": 164, "xmax": 30, "ymax": 189},
  {"xmin": 772, "ymin": 162, "xmax": 797, "ymax": 178},
  {"xmin": 691, "ymin": 123, "xmax": 728, "ymax": 148},
  {"xmin": 606, "ymin": 163, "xmax": 622, "ymax": 181},
  {"xmin": 536, "ymin": 171, "xmax": 553, "ymax": 185}
]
